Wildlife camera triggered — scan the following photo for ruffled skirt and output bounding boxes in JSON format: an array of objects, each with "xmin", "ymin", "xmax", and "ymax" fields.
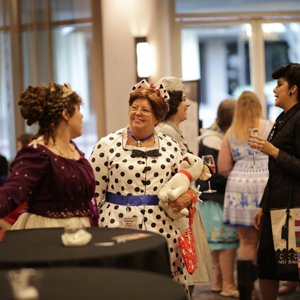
[
  {"xmin": 200, "ymin": 201, "xmax": 239, "ymax": 250},
  {"xmin": 11, "ymin": 212, "xmax": 90, "ymax": 229},
  {"xmin": 223, "ymin": 159, "xmax": 269, "ymax": 227}
]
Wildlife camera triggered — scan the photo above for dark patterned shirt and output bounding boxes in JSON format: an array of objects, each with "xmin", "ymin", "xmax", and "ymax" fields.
[{"xmin": 0, "ymin": 144, "xmax": 95, "ymax": 218}]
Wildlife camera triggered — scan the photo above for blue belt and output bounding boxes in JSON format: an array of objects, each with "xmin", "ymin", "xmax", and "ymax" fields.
[{"xmin": 106, "ymin": 192, "xmax": 159, "ymax": 206}]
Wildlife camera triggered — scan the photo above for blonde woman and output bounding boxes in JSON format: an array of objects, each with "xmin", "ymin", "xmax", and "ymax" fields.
[{"xmin": 218, "ymin": 91, "xmax": 273, "ymax": 299}]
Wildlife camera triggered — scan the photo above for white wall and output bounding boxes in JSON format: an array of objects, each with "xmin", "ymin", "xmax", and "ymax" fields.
[
  {"xmin": 101, "ymin": 0, "xmax": 172, "ymax": 134},
  {"xmin": 200, "ymin": 40, "xmax": 228, "ymax": 128},
  {"xmin": 181, "ymin": 30, "xmax": 200, "ymax": 81}
]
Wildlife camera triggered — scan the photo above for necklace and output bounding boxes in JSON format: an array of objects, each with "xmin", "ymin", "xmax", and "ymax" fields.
[
  {"xmin": 54, "ymin": 142, "xmax": 77, "ymax": 159},
  {"xmin": 128, "ymin": 128, "xmax": 154, "ymax": 147}
]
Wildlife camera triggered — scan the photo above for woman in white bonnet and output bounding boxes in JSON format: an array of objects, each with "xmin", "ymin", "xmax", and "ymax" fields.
[
  {"xmin": 156, "ymin": 76, "xmax": 213, "ymax": 296},
  {"xmin": 156, "ymin": 76, "xmax": 191, "ymax": 154}
]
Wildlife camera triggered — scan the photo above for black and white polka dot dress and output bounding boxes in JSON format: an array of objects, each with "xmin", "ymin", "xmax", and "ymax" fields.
[{"xmin": 89, "ymin": 127, "xmax": 194, "ymax": 286}]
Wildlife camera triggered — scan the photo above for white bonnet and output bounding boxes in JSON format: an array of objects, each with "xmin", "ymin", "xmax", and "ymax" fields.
[{"xmin": 155, "ymin": 76, "xmax": 185, "ymax": 92}]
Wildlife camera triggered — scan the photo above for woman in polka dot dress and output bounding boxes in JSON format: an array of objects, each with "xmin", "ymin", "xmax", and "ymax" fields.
[
  {"xmin": 89, "ymin": 80, "xmax": 201, "ymax": 294},
  {"xmin": 0, "ymin": 83, "xmax": 96, "ymax": 229}
]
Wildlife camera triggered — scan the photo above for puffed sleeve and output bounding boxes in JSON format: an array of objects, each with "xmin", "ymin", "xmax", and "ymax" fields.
[
  {"xmin": 0, "ymin": 146, "xmax": 50, "ymax": 217},
  {"xmin": 88, "ymin": 138, "xmax": 109, "ymax": 205}
]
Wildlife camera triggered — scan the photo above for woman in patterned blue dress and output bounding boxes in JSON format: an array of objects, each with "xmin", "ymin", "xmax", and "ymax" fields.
[{"xmin": 218, "ymin": 91, "xmax": 273, "ymax": 297}]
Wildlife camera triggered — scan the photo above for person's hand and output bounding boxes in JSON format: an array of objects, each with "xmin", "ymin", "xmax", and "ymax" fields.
[
  {"xmin": 168, "ymin": 189, "xmax": 195, "ymax": 212},
  {"xmin": 253, "ymin": 208, "xmax": 263, "ymax": 230},
  {"xmin": 248, "ymin": 136, "xmax": 279, "ymax": 159},
  {"xmin": 0, "ymin": 219, "xmax": 12, "ymax": 230}
]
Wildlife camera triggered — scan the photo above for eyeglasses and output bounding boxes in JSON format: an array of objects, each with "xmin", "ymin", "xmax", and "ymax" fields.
[{"xmin": 129, "ymin": 105, "xmax": 153, "ymax": 116}]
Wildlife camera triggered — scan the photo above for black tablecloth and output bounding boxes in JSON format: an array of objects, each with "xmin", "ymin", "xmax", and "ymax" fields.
[
  {"xmin": 0, "ymin": 227, "xmax": 170, "ymax": 276},
  {"xmin": 0, "ymin": 267, "xmax": 187, "ymax": 300}
]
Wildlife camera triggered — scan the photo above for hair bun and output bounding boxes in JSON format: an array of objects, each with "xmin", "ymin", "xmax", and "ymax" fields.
[{"xmin": 18, "ymin": 85, "xmax": 48, "ymax": 125}]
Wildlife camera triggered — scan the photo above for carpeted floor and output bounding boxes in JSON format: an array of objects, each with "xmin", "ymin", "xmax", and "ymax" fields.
[{"xmin": 192, "ymin": 282, "xmax": 300, "ymax": 299}]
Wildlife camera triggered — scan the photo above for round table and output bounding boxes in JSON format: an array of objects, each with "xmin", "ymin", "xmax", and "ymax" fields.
[
  {"xmin": 0, "ymin": 267, "xmax": 187, "ymax": 300},
  {"xmin": 0, "ymin": 227, "xmax": 170, "ymax": 276}
]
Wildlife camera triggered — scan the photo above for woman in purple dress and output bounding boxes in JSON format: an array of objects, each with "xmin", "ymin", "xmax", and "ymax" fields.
[{"xmin": 0, "ymin": 83, "xmax": 96, "ymax": 229}]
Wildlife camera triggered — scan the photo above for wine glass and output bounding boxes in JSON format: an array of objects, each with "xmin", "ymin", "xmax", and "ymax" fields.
[
  {"xmin": 202, "ymin": 155, "xmax": 217, "ymax": 193},
  {"xmin": 248, "ymin": 127, "xmax": 258, "ymax": 168}
]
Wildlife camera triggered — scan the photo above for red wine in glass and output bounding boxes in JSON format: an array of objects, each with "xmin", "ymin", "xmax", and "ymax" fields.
[
  {"xmin": 208, "ymin": 163, "xmax": 216, "ymax": 174},
  {"xmin": 202, "ymin": 155, "xmax": 217, "ymax": 193}
]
